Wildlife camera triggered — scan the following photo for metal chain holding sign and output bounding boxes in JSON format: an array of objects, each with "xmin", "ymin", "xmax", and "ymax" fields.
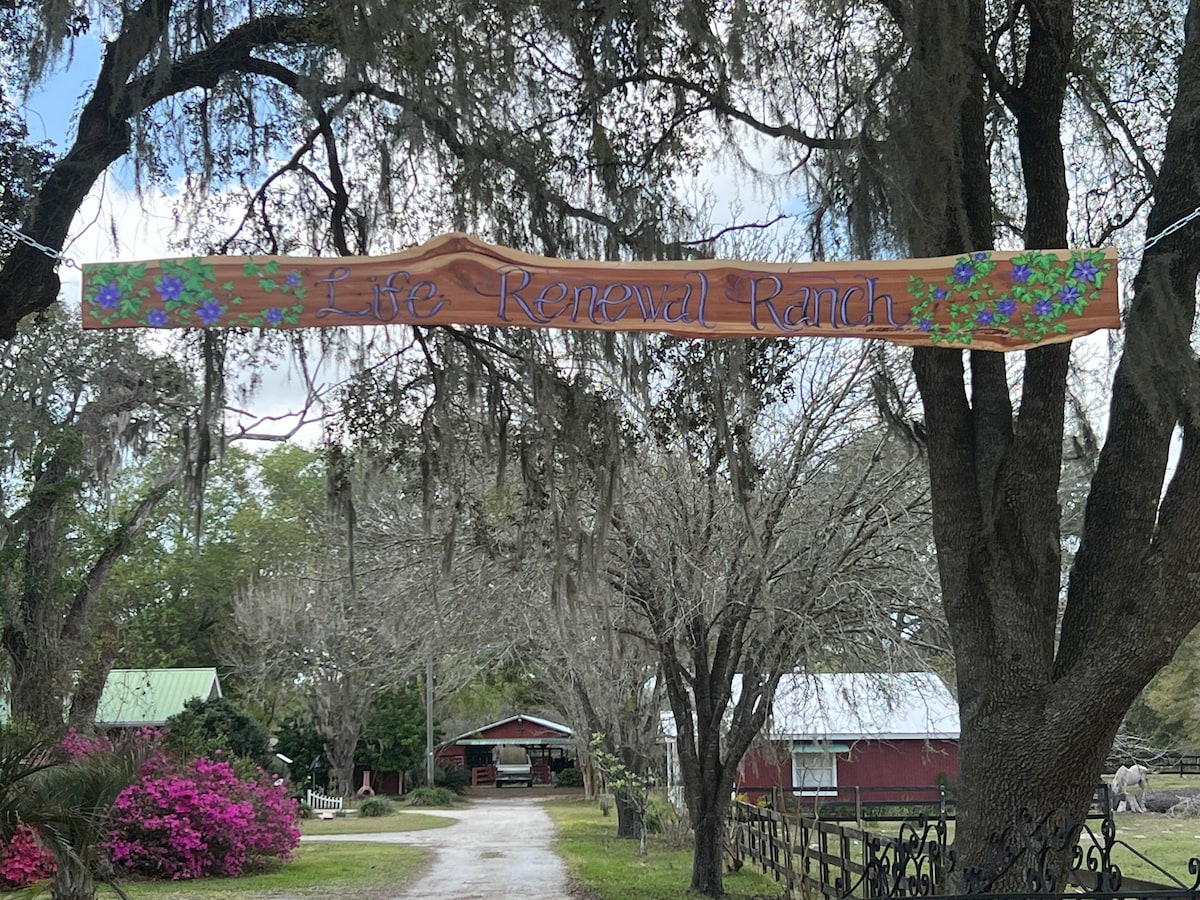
[{"xmin": 0, "ymin": 221, "xmax": 77, "ymax": 269}]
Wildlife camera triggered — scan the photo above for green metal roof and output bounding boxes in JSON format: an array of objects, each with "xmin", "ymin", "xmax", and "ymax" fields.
[{"xmin": 96, "ymin": 668, "xmax": 222, "ymax": 726}]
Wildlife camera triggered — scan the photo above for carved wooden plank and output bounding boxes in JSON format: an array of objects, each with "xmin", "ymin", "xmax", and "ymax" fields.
[{"xmin": 81, "ymin": 233, "xmax": 1120, "ymax": 350}]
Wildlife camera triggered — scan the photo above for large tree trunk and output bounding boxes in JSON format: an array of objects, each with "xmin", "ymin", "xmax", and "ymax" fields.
[
  {"xmin": 6, "ymin": 637, "xmax": 71, "ymax": 734},
  {"xmin": 905, "ymin": 0, "xmax": 1200, "ymax": 887},
  {"xmin": 690, "ymin": 794, "xmax": 730, "ymax": 895}
]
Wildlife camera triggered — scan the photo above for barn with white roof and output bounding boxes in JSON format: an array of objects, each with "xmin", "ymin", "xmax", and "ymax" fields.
[{"xmin": 735, "ymin": 672, "xmax": 960, "ymax": 806}]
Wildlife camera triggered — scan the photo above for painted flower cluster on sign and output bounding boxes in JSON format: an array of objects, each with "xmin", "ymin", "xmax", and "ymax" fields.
[
  {"xmin": 86, "ymin": 256, "xmax": 306, "ymax": 330},
  {"xmin": 907, "ymin": 248, "xmax": 1112, "ymax": 346}
]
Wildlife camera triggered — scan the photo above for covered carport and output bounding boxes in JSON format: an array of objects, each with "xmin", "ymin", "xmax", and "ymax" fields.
[{"xmin": 436, "ymin": 714, "xmax": 576, "ymax": 786}]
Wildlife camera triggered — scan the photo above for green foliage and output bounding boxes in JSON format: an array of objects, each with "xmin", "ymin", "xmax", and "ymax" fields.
[
  {"xmin": 273, "ymin": 714, "xmax": 328, "ymax": 788},
  {"xmin": 113, "ymin": 445, "xmax": 326, "ymax": 674},
  {"xmin": 32, "ymin": 733, "xmax": 153, "ymax": 899},
  {"xmin": 434, "ymin": 764, "xmax": 470, "ymax": 795},
  {"xmin": 589, "ymin": 733, "xmax": 648, "ymax": 823},
  {"xmin": 356, "ymin": 686, "xmax": 427, "ymax": 775},
  {"xmin": 642, "ymin": 793, "xmax": 678, "ymax": 834},
  {"xmin": 357, "ymin": 796, "xmax": 395, "ymax": 817},
  {"xmin": 163, "ymin": 697, "xmax": 270, "ymax": 766},
  {"xmin": 0, "ymin": 306, "xmax": 196, "ymax": 731},
  {"xmin": 555, "ymin": 767, "xmax": 584, "ymax": 788},
  {"xmin": 0, "ymin": 724, "xmax": 63, "ymax": 839},
  {"xmin": 1126, "ymin": 625, "xmax": 1200, "ymax": 749},
  {"xmin": 404, "ymin": 787, "xmax": 458, "ymax": 807}
]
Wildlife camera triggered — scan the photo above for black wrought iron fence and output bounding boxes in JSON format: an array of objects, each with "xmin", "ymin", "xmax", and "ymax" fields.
[{"xmin": 727, "ymin": 785, "xmax": 1200, "ymax": 899}]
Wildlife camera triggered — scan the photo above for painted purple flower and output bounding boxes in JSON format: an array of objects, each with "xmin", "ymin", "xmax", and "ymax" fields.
[
  {"xmin": 147, "ymin": 308, "xmax": 168, "ymax": 327},
  {"xmin": 932, "ymin": 286, "xmax": 948, "ymax": 301},
  {"xmin": 1011, "ymin": 263, "xmax": 1032, "ymax": 284},
  {"xmin": 265, "ymin": 308, "xmax": 284, "ymax": 325},
  {"xmin": 285, "ymin": 271, "xmax": 301, "ymax": 288},
  {"xmin": 196, "ymin": 300, "xmax": 223, "ymax": 326},
  {"xmin": 997, "ymin": 297, "xmax": 1018, "ymax": 317},
  {"xmin": 976, "ymin": 309, "xmax": 995, "ymax": 326},
  {"xmin": 1071, "ymin": 258, "xmax": 1100, "ymax": 283},
  {"xmin": 973, "ymin": 252, "xmax": 988, "ymax": 261},
  {"xmin": 953, "ymin": 261, "xmax": 974, "ymax": 283},
  {"xmin": 1058, "ymin": 284, "xmax": 1083, "ymax": 306},
  {"xmin": 1034, "ymin": 299, "xmax": 1054, "ymax": 316},
  {"xmin": 918, "ymin": 317, "xmax": 933, "ymax": 332},
  {"xmin": 96, "ymin": 282, "xmax": 122, "ymax": 309},
  {"xmin": 155, "ymin": 274, "xmax": 184, "ymax": 302}
]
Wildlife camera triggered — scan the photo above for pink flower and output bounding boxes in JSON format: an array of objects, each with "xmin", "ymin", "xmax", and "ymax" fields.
[{"xmin": 105, "ymin": 755, "xmax": 299, "ymax": 879}]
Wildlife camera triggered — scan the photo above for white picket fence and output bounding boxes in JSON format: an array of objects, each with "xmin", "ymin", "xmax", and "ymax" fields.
[{"xmin": 306, "ymin": 789, "xmax": 344, "ymax": 811}]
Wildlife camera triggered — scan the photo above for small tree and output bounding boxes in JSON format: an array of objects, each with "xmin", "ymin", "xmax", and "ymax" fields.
[
  {"xmin": 356, "ymin": 686, "xmax": 428, "ymax": 782},
  {"xmin": 589, "ymin": 733, "xmax": 650, "ymax": 857}
]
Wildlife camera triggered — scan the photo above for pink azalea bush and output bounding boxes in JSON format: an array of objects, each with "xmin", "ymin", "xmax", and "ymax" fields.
[
  {"xmin": 61, "ymin": 728, "xmax": 115, "ymax": 759},
  {"xmin": 0, "ymin": 825, "xmax": 56, "ymax": 887},
  {"xmin": 106, "ymin": 755, "xmax": 300, "ymax": 879}
]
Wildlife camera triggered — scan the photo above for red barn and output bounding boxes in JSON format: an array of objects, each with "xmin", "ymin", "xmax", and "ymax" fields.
[
  {"xmin": 436, "ymin": 714, "xmax": 576, "ymax": 786},
  {"xmin": 735, "ymin": 672, "xmax": 959, "ymax": 807}
]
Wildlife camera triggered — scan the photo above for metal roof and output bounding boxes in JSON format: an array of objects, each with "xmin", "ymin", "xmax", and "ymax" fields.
[
  {"xmin": 444, "ymin": 714, "xmax": 573, "ymax": 746},
  {"xmin": 765, "ymin": 672, "xmax": 959, "ymax": 741},
  {"xmin": 659, "ymin": 672, "xmax": 959, "ymax": 742},
  {"xmin": 96, "ymin": 668, "xmax": 223, "ymax": 727}
]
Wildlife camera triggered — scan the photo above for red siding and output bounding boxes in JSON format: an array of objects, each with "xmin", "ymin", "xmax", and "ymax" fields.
[
  {"xmin": 738, "ymin": 739, "xmax": 958, "ymax": 803},
  {"xmin": 839, "ymin": 739, "xmax": 957, "ymax": 801},
  {"xmin": 436, "ymin": 745, "xmax": 466, "ymax": 766}
]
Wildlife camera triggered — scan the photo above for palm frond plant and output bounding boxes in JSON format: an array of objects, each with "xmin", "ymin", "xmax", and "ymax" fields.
[{"xmin": 30, "ymin": 737, "xmax": 151, "ymax": 900}]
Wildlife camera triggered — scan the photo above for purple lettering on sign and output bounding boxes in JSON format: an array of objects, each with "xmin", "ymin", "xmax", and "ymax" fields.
[{"xmin": 315, "ymin": 267, "xmax": 370, "ymax": 318}]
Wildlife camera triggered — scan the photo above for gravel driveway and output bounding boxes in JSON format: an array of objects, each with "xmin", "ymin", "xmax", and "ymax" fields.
[{"xmin": 304, "ymin": 794, "xmax": 571, "ymax": 899}]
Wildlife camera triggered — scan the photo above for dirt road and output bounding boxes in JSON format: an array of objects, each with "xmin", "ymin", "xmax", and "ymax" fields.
[{"xmin": 303, "ymin": 794, "xmax": 571, "ymax": 899}]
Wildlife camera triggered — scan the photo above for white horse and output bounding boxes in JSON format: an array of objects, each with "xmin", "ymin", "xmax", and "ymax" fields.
[{"xmin": 1111, "ymin": 764, "xmax": 1151, "ymax": 812}]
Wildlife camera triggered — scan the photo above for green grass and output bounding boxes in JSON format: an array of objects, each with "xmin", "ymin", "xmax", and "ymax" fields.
[
  {"xmin": 1104, "ymin": 815, "xmax": 1200, "ymax": 887},
  {"xmin": 97, "ymin": 842, "xmax": 426, "ymax": 898},
  {"xmin": 546, "ymin": 800, "xmax": 784, "ymax": 899},
  {"xmin": 299, "ymin": 810, "xmax": 456, "ymax": 835}
]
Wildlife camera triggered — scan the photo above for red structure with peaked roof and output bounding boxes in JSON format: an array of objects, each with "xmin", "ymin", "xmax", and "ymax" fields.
[{"xmin": 436, "ymin": 715, "xmax": 576, "ymax": 786}]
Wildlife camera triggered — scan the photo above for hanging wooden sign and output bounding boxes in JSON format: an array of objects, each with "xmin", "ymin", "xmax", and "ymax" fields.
[{"xmin": 81, "ymin": 233, "xmax": 1119, "ymax": 350}]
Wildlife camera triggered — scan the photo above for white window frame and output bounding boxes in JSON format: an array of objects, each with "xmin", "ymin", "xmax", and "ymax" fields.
[{"xmin": 791, "ymin": 749, "xmax": 838, "ymax": 796}]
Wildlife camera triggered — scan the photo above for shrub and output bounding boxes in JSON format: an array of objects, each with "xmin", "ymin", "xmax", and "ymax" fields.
[
  {"xmin": 106, "ymin": 755, "xmax": 300, "ymax": 879},
  {"xmin": 435, "ymin": 764, "xmax": 470, "ymax": 795},
  {"xmin": 554, "ymin": 767, "xmax": 584, "ymax": 788},
  {"xmin": 358, "ymin": 796, "xmax": 395, "ymax": 817},
  {"xmin": 163, "ymin": 697, "xmax": 271, "ymax": 767},
  {"xmin": 406, "ymin": 787, "xmax": 457, "ymax": 807},
  {"xmin": 0, "ymin": 825, "xmax": 55, "ymax": 887},
  {"xmin": 643, "ymin": 793, "xmax": 679, "ymax": 834}
]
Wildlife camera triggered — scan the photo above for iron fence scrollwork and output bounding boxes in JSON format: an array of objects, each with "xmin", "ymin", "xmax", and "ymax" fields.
[{"xmin": 854, "ymin": 784, "xmax": 1200, "ymax": 899}]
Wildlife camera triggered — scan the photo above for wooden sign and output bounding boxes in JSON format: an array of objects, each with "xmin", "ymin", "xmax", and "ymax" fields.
[{"xmin": 81, "ymin": 233, "xmax": 1120, "ymax": 350}]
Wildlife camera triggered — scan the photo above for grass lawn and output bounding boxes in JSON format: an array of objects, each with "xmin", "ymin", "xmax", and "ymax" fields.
[
  {"xmin": 98, "ymin": 842, "xmax": 425, "ymax": 899},
  {"xmin": 546, "ymin": 799, "xmax": 784, "ymax": 899},
  {"xmin": 299, "ymin": 810, "xmax": 457, "ymax": 835},
  {"xmin": 1103, "ymin": 815, "xmax": 1200, "ymax": 887}
]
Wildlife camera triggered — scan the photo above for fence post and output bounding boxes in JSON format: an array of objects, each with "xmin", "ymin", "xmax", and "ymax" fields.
[
  {"xmin": 781, "ymin": 803, "xmax": 794, "ymax": 898},
  {"xmin": 855, "ymin": 785, "xmax": 862, "ymax": 823}
]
